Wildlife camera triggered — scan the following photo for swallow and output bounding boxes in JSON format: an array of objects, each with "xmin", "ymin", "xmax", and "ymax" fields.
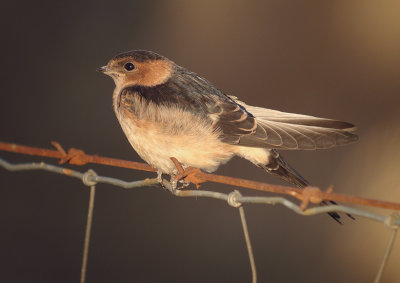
[{"xmin": 98, "ymin": 50, "xmax": 358, "ymax": 223}]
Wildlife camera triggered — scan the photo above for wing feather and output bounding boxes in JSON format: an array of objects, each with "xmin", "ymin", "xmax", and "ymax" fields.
[{"xmin": 215, "ymin": 97, "xmax": 359, "ymax": 149}]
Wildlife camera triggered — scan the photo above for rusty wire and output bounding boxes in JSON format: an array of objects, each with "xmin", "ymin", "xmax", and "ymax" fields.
[
  {"xmin": 1, "ymin": 141, "xmax": 400, "ymax": 212},
  {"xmin": 1, "ymin": 158, "xmax": 399, "ymax": 283},
  {"xmin": 1, "ymin": 157, "xmax": 398, "ymax": 226},
  {"xmin": 1, "ymin": 141, "xmax": 400, "ymax": 283}
]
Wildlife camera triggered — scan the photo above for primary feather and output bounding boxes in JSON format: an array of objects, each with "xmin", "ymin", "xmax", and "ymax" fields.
[{"xmin": 229, "ymin": 98, "xmax": 358, "ymax": 150}]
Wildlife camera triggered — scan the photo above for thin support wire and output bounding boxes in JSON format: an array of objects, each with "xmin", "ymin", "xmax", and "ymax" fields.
[
  {"xmin": 228, "ymin": 191, "xmax": 257, "ymax": 283},
  {"xmin": 2, "ymin": 158, "xmax": 400, "ymax": 282},
  {"xmin": 80, "ymin": 185, "xmax": 96, "ymax": 283},
  {"xmin": 239, "ymin": 206, "xmax": 257, "ymax": 283},
  {"xmin": 374, "ymin": 226, "xmax": 398, "ymax": 283}
]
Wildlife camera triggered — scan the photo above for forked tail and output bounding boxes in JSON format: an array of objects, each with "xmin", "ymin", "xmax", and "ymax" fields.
[{"xmin": 260, "ymin": 150, "xmax": 353, "ymax": 224}]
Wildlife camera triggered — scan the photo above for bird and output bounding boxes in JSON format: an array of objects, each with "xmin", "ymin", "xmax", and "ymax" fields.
[{"xmin": 98, "ymin": 50, "xmax": 358, "ymax": 223}]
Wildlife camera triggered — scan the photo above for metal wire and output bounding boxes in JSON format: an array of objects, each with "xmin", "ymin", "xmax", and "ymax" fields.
[
  {"xmin": 80, "ymin": 185, "xmax": 96, "ymax": 283},
  {"xmin": 374, "ymin": 222, "xmax": 398, "ymax": 283},
  {"xmin": 2, "ymin": 141, "xmax": 400, "ymax": 211},
  {"xmin": 238, "ymin": 203, "xmax": 257, "ymax": 283},
  {"xmin": 1, "ymin": 157, "xmax": 399, "ymax": 283}
]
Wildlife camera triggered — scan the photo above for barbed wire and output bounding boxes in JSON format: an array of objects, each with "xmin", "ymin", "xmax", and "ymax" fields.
[
  {"xmin": 1, "ymin": 141, "xmax": 400, "ymax": 211},
  {"xmin": 1, "ymin": 141, "xmax": 400, "ymax": 283}
]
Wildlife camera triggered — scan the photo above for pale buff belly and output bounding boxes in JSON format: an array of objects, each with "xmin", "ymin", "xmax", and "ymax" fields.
[{"xmin": 116, "ymin": 107, "xmax": 235, "ymax": 174}]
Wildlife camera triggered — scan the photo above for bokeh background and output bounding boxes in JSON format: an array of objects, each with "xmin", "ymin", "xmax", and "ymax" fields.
[{"xmin": 1, "ymin": 1, "xmax": 400, "ymax": 282}]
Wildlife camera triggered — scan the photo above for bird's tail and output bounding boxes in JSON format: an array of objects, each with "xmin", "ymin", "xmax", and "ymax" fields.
[{"xmin": 260, "ymin": 150, "xmax": 353, "ymax": 224}]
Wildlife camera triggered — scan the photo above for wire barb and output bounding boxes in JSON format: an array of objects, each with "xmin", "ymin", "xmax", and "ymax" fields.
[
  {"xmin": 2, "ymin": 141, "xmax": 400, "ymax": 282},
  {"xmin": 1, "ymin": 141, "xmax": 399, "ymax": 211},
  {"xmin": 298, "ymin": 186, "xmax": 323, "ymax": 210},
  {"xmin": 1, "ymin": 157, "xmax": 400, "ymax": 282},
  {"xmin": 0, "ymin": 157, "xmax": 399, "ymax": 226}
]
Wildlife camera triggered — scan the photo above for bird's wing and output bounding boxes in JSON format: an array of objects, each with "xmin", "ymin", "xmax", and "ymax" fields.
[
  {"xmin": 211, "ymin": 96, "xmax": 358, "ymax": 150},
  {"xmin": 120, "ymin": 66, "xmax": 358, "ymax": 150}
]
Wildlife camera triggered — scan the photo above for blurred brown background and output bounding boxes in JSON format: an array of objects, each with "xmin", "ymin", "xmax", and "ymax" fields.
[{"xmin": 1, "ymin": 1, "xmax": 399, "ymax": 282}]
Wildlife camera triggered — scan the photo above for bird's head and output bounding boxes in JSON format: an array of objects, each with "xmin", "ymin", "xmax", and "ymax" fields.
[{"xmin": 98, "ymin": 50, "xmax": 174, "ymax": 89}]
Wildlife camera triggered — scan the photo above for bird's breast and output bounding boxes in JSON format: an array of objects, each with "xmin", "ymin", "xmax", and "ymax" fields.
[{"xmin": 113, "ymin": 89, "xmax": 234, "ymax": 174}]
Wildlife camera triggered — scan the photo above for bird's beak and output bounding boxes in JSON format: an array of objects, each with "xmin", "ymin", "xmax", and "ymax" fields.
[{"xmin": 97, "ymin": 65, "xmax": 108, "ymax": 73}]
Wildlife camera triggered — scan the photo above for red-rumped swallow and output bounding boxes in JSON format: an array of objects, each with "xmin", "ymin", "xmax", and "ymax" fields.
[{"xmin": 98, "ymin": 50, "xmax": 358, "ymax": 223}]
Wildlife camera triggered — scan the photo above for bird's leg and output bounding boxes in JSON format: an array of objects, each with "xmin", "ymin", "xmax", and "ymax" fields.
[
  {"xmin": 168, "ymin": 171, "xmax": 189, "ymax": 190},
  {"xmin": 170, "ymin": 178, "xmax": 178, "ymax": 190},
  {"xmin": 169, "ymin": 168, "xmax": 182, "ymax": 190},
  {"xmin": 169, "ymin": 157, "xmax": 204, "ymax": 189},
  {"xmin": 158, "ymin": 169, "xmax": 181, "ymax": 191},
  {"xmin": 157, "ymin": 169, "xmax": 163, "ymax": 183},
  {"xmin": 157, "ymin": 169, "xmax": 170, "ymax": 191},
  {"xmin": 176, "ymin": 164, "xmax": 190, "ymax": 188},
  {"xmin": 178, "ymin": 179, "xmax": 191, "ymax": 188},
  {"xmin": 174, "ymin": 166, "xmax": 204, "ymax": 189}
]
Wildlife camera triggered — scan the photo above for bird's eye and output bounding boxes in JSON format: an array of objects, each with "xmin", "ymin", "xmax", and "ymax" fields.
[{"xmin": 124, "ymin": 62, "xmax": 135, "ymax": 71}]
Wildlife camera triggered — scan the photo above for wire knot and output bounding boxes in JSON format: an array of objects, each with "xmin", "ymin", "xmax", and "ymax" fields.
[
  {"xmin": 51, "ymin": 141, "xmax": 88, "ymax": 165},
  {"xmin": 82, "ymin": 169, "xmax": 97, "ymax": 187},
  {"xmin": 384, "ymin": 213, "xmax": 400, "ymax": 230},
  {"xmin": 299, "ymin": 186, "xmax": 325, "ymax": 210},
  {"xmin": 228, "ymin": 190, "xmax": 242, "ymax": 208}
]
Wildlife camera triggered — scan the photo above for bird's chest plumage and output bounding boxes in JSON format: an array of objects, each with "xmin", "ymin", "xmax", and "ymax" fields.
[{"xmin": 113, "ymin": 88, "xmax": 234, "ymax": 174}]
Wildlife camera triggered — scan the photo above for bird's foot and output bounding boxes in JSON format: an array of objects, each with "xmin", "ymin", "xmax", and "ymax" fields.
[
  {"xmin": 178, "ymin": 179, "xmax": 191, "ymax": 188},
  {"xmin": 157, "ymin": 169, "xmax": 163, "ymax": 183},
  {"xmin": 169, "ymin": 157, "xmax": 206, "ymax": 188},
  {"xmin": 170, "ymin": 174, "xmax": 190, "ymax": 190},
  {"xmin": 170, "ymin": 179, "xmax": 178, "ymax": 190},
  {"xmin": 157, "ymin": 169, "xmax": 171, "ymax": 191},
  {"xmin": 174, "ymin": 166, "xmax": 204, "ymax": 189},
  {"xmin": 157, "ymin": 168, "xmax": 189, "ymax": 190}
]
